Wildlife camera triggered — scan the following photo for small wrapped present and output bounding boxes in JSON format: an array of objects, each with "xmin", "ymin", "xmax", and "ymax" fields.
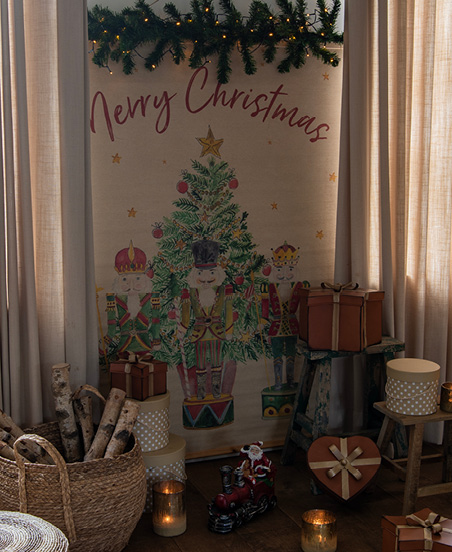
[
  {"xmin": 381, "ymin": 508, "xmax": 452, "ymax": 551},
  {"xmin": 307, "ymin": 435, "xmax": 381, "ymax": 501},
  {"xmin": 110, "ymin": 353, "xmax": 168, "ymax": 400},
  {"xmin": 299, "ymin": 282, "xmax": 384, "ymax": 352}
]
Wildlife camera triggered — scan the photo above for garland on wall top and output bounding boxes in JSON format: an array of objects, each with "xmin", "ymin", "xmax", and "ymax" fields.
[{"xmin": 88, "ymin": 0, "xmax": 343, "ymax": 84}]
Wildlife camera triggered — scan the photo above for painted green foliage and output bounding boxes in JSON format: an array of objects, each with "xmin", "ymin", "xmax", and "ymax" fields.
[{"xmin": 151, "ymin": 154, "xmax": 271, "ymax": 370}]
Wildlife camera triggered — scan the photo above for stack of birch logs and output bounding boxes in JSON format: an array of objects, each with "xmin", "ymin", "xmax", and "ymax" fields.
[{"xmin": 0, "ymin": 363, "xmax": 140, "ymax": 464}]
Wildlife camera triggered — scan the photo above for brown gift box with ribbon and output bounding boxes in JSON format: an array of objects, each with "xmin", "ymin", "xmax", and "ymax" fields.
[
  {"xmin": 298, "ymin": 282, "xmax": 384, "ymax": 352},
  {"xmin": 381, "ymin": 509, "xmax": 452, "ymax": 551},
  {"xmin": 110, "ymin": 353, "xmax": 168, "ymax": 401},
  {"xmin": 307, "ymin": 435, "xmax": 381, "ymax": 502}
]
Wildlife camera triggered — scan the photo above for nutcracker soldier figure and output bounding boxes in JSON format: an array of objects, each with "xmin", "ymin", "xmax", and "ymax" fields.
[
  {"xmin": 103, "ymin": 241, "xmax": 161, "ymax": 359},
  {"xmin": 261, "ymin": 242, "xmax": 306, "ymax": 391},
  {"xmin": 180, "ymin": 239, "xmax": 234, "ymax": 400}
]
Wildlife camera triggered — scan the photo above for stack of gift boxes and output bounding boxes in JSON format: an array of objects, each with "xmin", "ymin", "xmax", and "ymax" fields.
[{"xmin": 110, "ymin": 353, "xmax": 186, "ymax": 512}]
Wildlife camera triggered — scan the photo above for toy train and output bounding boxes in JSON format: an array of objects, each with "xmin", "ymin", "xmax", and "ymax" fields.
[{"xmin": 208, "ymin": 464, "xmax": 277, "ymax": 533}]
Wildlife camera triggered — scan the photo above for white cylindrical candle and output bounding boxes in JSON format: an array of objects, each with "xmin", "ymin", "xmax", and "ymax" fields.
[
  {"xmin": 301, "ymin": 509, "xmax": 337, "ymax": 552},
  {"xmin": 152, "ymin": 480, "xmax": 186, "ymax": 537}
]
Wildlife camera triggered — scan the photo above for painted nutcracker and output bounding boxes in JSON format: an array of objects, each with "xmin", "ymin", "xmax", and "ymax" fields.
[
  {"xmin": 261, "ymin": 242, "xmax": 306, "ymax": 390},
  {"xmin": 180, "ymin": 239, "xmax": 233, "ymax": 400},
  {"xmin": 104, "ymin": 240, "xmax": 160, "ymax": 357}
]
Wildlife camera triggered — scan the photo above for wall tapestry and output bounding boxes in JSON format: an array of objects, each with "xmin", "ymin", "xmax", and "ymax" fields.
[{"xmin": 90, "ymin": 46, "xmax": 342, "ymax": 457}]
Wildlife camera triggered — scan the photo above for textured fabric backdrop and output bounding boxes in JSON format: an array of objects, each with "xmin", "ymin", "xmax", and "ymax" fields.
[{"xmin": 90, "ymin": 46, "xmax": 342, "ymax": 456}]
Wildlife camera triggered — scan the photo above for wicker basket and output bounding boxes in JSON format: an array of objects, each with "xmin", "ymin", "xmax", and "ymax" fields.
[{"xmin": 0, "ymin": 422, "xmax": 146, "ymax": 552}]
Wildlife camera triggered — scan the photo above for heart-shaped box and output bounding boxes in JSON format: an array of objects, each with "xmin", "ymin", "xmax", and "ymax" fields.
[{"xmin": 307, "ymin": 435, "xmax": 381, "ymax": 501}]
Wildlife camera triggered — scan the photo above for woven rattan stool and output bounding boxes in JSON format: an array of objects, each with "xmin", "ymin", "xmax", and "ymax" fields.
[
  {"xmin": 374, "ymin": 401, "xmax": 452, "ymax": 515},
  {"xmin": 0, "ymin": 511, "xmax": 68, "ymax": 551}
]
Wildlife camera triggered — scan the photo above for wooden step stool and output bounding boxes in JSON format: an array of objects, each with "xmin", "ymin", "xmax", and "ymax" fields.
[
  {"xmin": 281, "ymin": 337, "xmax": 405, "ymax": 464},
  {"xmin": 374, "ymin": 401, "xmax": 452, "ymax": 515}
]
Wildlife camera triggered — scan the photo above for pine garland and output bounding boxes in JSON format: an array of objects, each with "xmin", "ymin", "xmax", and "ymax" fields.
[{"xmin": 88, "ymin": 0, "xmax": 343, "ymax": 84}]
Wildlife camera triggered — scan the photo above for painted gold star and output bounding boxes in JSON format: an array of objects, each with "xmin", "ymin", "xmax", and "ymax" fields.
[
  {"xmin": 112, "ymin": 153, "xmax": 121, "ymax": 164},
  {"xmin": 232, "ymin": 228, "xmax": 242, "ymax": 239},
  {"xmin": 329, "ymin": 172, "xmax": 337, "ymax": 182},
  {"xmin": 316, "ymin": 230, "xmax": 324, "ymax": 240},
  {"xmin": 271, "ymin": 202, "xmax": 278, "ymax": 210},
  {"xmin": 128, "ymin": 207, "xmax": 137, "ymax": 217},
  {"xmin": 201, "ymin": 212, "xmax": 209, "ymax": 222},
  {"xmin": 323, "ymin": 72, "xmax": 330, "ymax": 80},
  {"xmin": 197, "ymin": 127, "xmax": 224, "ymax": 158},
  {"xmin": 241, "ymin": 331, "xmax": 252, "ymax": 343},
  {"xmin": 176, "ymin": 239, "xmax": 186, "ymax": 251}
]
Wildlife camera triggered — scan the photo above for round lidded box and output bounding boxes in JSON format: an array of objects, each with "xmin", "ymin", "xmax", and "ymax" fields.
[
  {"xmin": 385, "ymin": 358, "xmax": 440, "ymax": 416},
  {"xmin": 133, "ymin": 392, "xmax": 170, "ymax": 452},
  {"xmin": 142, "ymin": 433, "xmax": 186, "ymax": 513}
]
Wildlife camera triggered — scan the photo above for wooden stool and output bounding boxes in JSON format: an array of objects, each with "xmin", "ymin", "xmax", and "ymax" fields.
[
  {"xmin": 281, "ymin": 336, "xmax": 405, "ymax": 464},
  {"xmin": 374, "ymin": 401, "xmax": 452, "ymax": 515}
]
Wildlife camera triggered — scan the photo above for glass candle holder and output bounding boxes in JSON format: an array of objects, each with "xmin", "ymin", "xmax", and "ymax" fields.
[
  {"xmin": 301, "ymin": 509, "xmax": 337, "ymax": 552},
  {"xmin": 440, "ymin": 382, "xmax": 452, "ymax": 412},
  {"xmin": 152, "ymin": 479, "xmax": 186, "ymax": 537}
]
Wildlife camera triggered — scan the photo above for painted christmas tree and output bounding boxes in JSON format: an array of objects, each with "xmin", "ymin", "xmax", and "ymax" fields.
[{"xmin": 151, "ymin": 130, "xmax": 270, "ymax": 427}]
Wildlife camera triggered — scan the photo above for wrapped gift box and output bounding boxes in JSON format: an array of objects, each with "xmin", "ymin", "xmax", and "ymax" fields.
[
  {"xmin": 142, "ymin": 433, "xmax": 186, "ymax": 513},
  {"xmin": 299, "ymin": 284, "xmax": 384, "ymax": 352},
  {"xmin": 133, "ymin": 392, "xmax": 170, "ymax": 452},
  {"xmin": 307, "ymin": 435, "xmax": 381, "ymax": 501},
  {"xmin": 110, "ymin": 354, "xmax": 168, "ymax": 400},
  {"xmin": 381, "ymin": 508, "xmax": 452, "ymax": 551}
]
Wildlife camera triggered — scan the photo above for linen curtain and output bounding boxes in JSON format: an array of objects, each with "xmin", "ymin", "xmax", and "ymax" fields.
[
  {"xmin": 0, "ymin": 0, "xmax": 98, "ymax": 427},
  {"xmin": 334, "ymin": 0, "xmax": 452, "ymax": 442}
]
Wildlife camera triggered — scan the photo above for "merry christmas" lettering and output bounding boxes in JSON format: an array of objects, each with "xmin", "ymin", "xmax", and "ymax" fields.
[
  {"xmin": 185, "ymin": 67, "xmax": 329, "ymax": 143},
  {"xmin": 90, "ymin": 89, "xmax": 176, "ymax": 141},
  {"xmin": 90, "ymin": 65, "xmax": 330, "ymax": 143}
]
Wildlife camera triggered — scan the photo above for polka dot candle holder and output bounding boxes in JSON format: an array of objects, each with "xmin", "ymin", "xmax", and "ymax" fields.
[
  {"xmin": 385, "ymin": 358, "xmax": 440, "ymax": 416},
  {"xmin": 134, "ymin": 392, "xmax": 170, "ymax": 452}
]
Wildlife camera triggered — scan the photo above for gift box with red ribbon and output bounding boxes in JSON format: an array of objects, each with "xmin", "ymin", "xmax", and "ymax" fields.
[
  {"xmin": 307, "ymin": 435, "xmax": 381, "ymax": 501},
  {"xmin": 381, "ymin": 508, "xmax": 452, "ymax": 551},
  {"xmin": 298, "ymin": 282, "xmax": 384, "ymax": 352},
  {"xmin": 110, "ymin": 353, "xmax": 168, "ymax": 401}
]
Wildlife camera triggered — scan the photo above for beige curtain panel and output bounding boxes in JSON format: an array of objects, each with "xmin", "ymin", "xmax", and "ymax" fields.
[
  {"xmin": 0, "ymin": 0, "xmax": 98, "ymax": 426},
  {"xmin": 335, "ymin": 0, "xmax": 452, "ymax": 442}
]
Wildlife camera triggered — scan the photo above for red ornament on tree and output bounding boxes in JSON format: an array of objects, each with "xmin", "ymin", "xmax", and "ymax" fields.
[
  {"xmin": 228, "ymin": 178, "xmax": 239, "ymax": 190},
  {"xmin": 262, "ymin": 264, "xmax": 271, "ymax": 277},
  {"xmin": 152, "ymin": 223, "xmax": 164, "ymax": 239},
  {"xmin": 235, "ymin": 273, "xmax": 244, "ymax": 286},
  {"xmin": 177, "ymin": 180, "xmax": 188, "ymax": 194}
]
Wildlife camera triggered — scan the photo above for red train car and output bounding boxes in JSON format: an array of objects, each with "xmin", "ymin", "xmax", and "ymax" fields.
[{"xmin": 208, "ymin": 464, "xmax": 277, "ymax": 533}]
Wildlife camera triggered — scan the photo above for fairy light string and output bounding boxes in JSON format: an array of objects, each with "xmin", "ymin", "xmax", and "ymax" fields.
[{"xmin": 88, "ymin": 0, "xmax": 343, "ymax": 83}]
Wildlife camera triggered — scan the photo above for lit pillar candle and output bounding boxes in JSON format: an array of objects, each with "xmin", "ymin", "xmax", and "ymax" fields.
[
  {"xmin": 301, "ymin": 509, "xmax": 337, "ymax": 552},
  {"xmin": 152, "ymin": 480, "xmax": 186, "ymax": 537},
  {"xmin": 440, "ymin": 382, "xmax": 452, "ymax": 412}
]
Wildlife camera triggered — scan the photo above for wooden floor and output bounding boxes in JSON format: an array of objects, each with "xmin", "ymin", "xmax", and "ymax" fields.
[{"xmin": 124, "ymin": 446, "xmax": 452, "ymax": 552}]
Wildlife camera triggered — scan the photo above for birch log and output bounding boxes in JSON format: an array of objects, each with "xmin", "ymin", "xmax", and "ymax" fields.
[
  {"xmin": 104, "ymin": 399, "xmax": 140, "ymax": 459},
  {"xmin": 51, "ymin": 363, "xmax": 82, "ymax": 463},
  {"xmin": 0, "ymin": 410, "xmax": 51, "ymax": 464},
  {"xmin": 73, "ymin": 395, "xmax": 94, "ymax": 455},
  {"xmin": 84, "ymin": 388, "xmax": 126, "ymax": 461},
  {"xmin": 0, "ymin": 441, "xmax": 17, "ymax": 461}
]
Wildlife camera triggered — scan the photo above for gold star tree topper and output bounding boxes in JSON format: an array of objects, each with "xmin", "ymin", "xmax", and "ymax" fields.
[{"xmin": 197, "ymin": 127, "xmax": 224, "ymax": 158}]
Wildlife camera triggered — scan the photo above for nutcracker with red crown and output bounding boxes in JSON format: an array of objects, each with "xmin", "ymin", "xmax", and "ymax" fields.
[
  {"xmin": 101, "ymin": 240, "xmax": 161, "ymax": 363},
  {"xmin": 260, "ymin": 242, "xmax": 308, "ymax": 418}
]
